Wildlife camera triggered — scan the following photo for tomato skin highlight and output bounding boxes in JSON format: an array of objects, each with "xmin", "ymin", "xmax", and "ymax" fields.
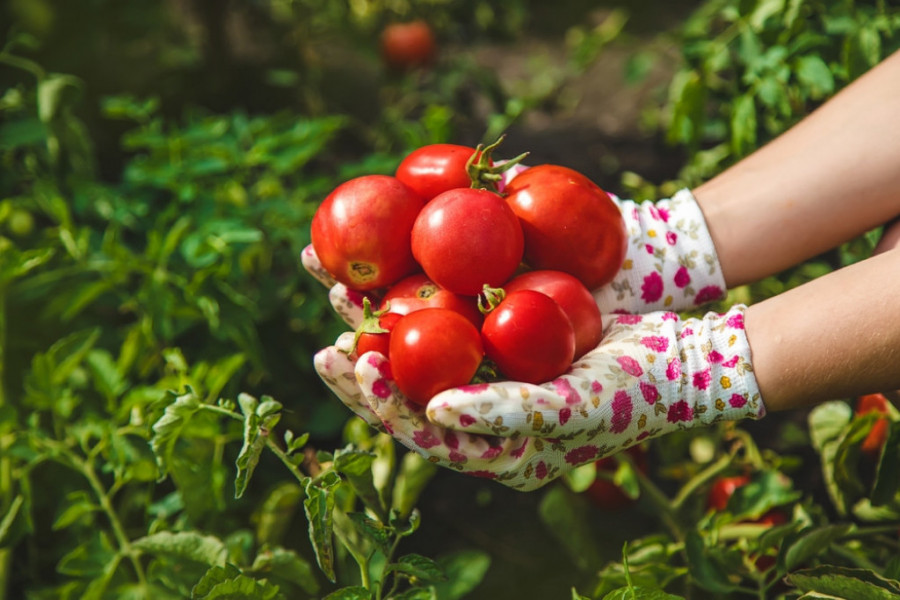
[
  {"xmin": 411, "ymin": 187, "xmax": 524, "ymax": 296},
  {"xmin": 396, "ymin": 144, "xmax": 482, "ymax": 201},
  {"xmin": 503, "ymin": 164, "xmax": 627, "ymax": 289},
  {"xmin": 389, "ymin": 308, "xmax": 484, "ymax": 406},
  {"xmin": 311, "ymin": 175, "xmax": 425, "ymax": 291},
  {"xmin": 380, "ymin": 21, "xmax": 437, "ymax": 71},
  {"xmin": 503, "ymin": 270, "xmax": 602, "ymax": 359},
  {"xmin": 382, "ymin": 273, "xmax": 483, "ymax": 328},
  {"xmin": 481, "ymin": 290, "xmax": 575, "ymax": 384}
]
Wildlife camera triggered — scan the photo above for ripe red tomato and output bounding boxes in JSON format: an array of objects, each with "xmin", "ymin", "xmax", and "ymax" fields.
[
  {"xmin": 356, "ymin": 311, "xmax": 403, "ymax": 358},
  {"xmin": 311, "ymin": 175, "xmax": 424, "ymax": 291},
  {"xmin": 856, "ymin": 393, "xmax": 891, "ymax": 457},
  {"xmin": 380, "ymin": 21, "xmax": 437, "ymax": 71},
  {"xmin": 382, "ymin": 273, "xmax": 483, "ymax": 328},
  {"xmin": 481, "ymin": 289, "xmax": 575, "ymax": 383},
  {"xmin": 396, "ymin": 144, "xmax": 483, "ymax": 201},
  {"xmin": 503, "ymin": 164, "xmax": 627, "ymax": 289},
  {"xmin": 584, "ymin": 445, "xmax": 647, "ymax": 510},
  {"xmin": 411, "ymin": 187, "xmax": 524, "ymax": 296},
  {"xmin": 389, "ymin": 308, "xmax": 484, "ymax": 406},
  {"xmin": 707, "ymin": 475, "xmax": 751, "ymax": 511},
  {"xmin": 503, "ymin": 270, "xmax": 602, "ymax": 359}
]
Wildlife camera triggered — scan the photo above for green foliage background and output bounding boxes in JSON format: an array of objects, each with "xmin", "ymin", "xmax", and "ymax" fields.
[{"xmin": 2, "ymin": 1, "xmax": 900, "ymax": 599}]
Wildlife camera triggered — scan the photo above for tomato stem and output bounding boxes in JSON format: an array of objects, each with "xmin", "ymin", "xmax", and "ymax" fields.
[
  {"xmin": 465, "ymin": 134, "xmax": 529, "ymax": 192},
  {"xmin": 477, "ymin": 284, "xmax": 506, "ymax": 314},
  {"xmin": 345, "ymin": 297, "xmax": 391, "ymax": 355}
]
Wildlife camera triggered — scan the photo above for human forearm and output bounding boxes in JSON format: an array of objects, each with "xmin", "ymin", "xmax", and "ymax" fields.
[
  {"xmin": 694, "ymin": 49, "xmax": 900, "ymax": 286},
  {"xmin": 744, "ymin": 247, "xmax": 900, "ymax": 411}
]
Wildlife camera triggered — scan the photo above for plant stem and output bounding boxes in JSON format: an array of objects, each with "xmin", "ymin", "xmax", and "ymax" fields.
[{"xmin": 671, "ymin": 452, "xmax": 735, "ymax": 511}]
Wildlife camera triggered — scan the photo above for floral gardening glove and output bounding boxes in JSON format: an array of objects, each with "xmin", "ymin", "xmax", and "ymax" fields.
[{"xmin": 314, "ymin": 305, "xmax": 765, "ymax": 491}]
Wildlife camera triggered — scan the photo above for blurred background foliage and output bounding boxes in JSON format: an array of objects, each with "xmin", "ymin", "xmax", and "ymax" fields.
[{"xmin": 2, "ymin": 0, "xmax": 900, "ymax": 598}]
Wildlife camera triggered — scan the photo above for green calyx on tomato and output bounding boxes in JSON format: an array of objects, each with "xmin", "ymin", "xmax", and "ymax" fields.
[
  {"xmin": 345, "ymin": 297, "xmax": 395, "ymax": 356},
  {"xmin": 465, "ymin": 134, "xmax": 529, "ymax": 193}
]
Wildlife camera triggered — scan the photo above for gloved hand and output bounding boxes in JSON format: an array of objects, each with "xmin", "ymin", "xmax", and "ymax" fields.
[{"xmin": 314, "ymin": 306, "xmax": 765, "ymax": 491}]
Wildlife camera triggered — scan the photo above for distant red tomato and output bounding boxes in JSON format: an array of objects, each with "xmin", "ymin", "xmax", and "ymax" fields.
[
  {"xmin": 584, "ymin": 445, "xmax": 647, "ymax": 510},
  {"xmin": 382, "ymin": 274, "xmax": 483, "ymax": 327},
  {"xmin": 396, "ymin": 144, "xmax": 482, "ymax": 201},
  {"xmin": 311, "ymin": 175, "xmax": 424, "ymax": 291},
  {"xmin": 380, "ymin": 21, "xmax": 437, "ymax": 71},
  {"xmin": 503, "ymin": 165, "xmax": 627, "ymax": 289},
  {"xmin": 503, "ymin": 270, "xmax": 603, "ymax": 359},
  {"xmin": 707, "ymin": 475, "xmax": 788, "ymax": 526},
  {"xmin": 481, "ymin": 290, "xmax": 575, "ymax": 383},
  {"xmin": 856, "ymin": 393, "xmax": 891, "ymax": 457},
  {"xmin": 411, "ymin": 187, "xmax": 524, "ymax": 296},
  {"xmin": 389, "ymin": 308, "xmax": 484, "ymax": 406}
]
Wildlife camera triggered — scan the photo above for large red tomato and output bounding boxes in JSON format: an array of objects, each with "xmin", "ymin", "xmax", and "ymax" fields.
[
  {"xmin": 503, "ymin": 270, "xmax": 602, "ymax": 359},
  {"xmin": 481, "ymin": 289, "xmax": 575, "ymax": 384},
  {"xmin": 310, "ymin": 175, "xmax": 424, "ymax": 291},
  {"xmin": 503, "ymin": 165, "xmax": 627, "ymax": 289},
  {"xmin": 411, "ymin": 187, "xmax": 524, "ymax": 296},
  {"xmin": 382, "ymin": 273, "xmax": 483, "ymax": 327},
  {"xmin": 396, "ymin": 144, "xmax": 482, "ymax": 201},
  {"xmin": 380, "ymin": 21, "xmax": 437, "ymax": 71},
  {"xmin": 389, "ymin": 308, "xmax": 484, "ymax": 406}
]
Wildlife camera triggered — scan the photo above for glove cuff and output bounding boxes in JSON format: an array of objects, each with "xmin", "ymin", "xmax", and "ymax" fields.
[{"xmin": 594, "ymin": 189, "xmax": 727, "ymax": 314}]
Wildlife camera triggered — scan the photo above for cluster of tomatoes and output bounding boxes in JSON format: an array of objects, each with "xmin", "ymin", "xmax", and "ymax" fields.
[{"xmin": 311, "ymin": 140, "xmax": 627, "ymax": 405}]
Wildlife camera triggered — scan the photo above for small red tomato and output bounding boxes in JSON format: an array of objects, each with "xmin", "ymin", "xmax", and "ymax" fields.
[
  {"xmin": 707, "ymin": 475, "xmax": 751, "ymax": 511},
  {"xmin": 503, "ymin": 270, "xmax": 602, "ymax": 359},
  {"xmin": 411, "ymin": 187, "xmax": 524, "ymax": 296},
  {"xmin": 356, "ymin": 312, "xmax": 403, "ymax": 357},
  {"xmin": 481, "ymin": 289, "xmax": 575, "ymax": 384},
  {"xmin": 584, "ymin": 445, "xmax": 648, "ymax": 510},
  {"xmin": 504, "ymin": 165, "xmax": 627, "ymax": 289},
  {"xmin": 856, "ymin": 393, "xmax": 892, "ymax": 457},
  {"xmin": 389, "ymin": 308, "xmax": 484, "ymax": 406},
  {"xmin": 396, "ymin": 144, "xmax": 484, "ymax": 201},
  {"xmin": 382, "ymin": 273, "xmax": 483, "ymax": 328},
  {"xmin": 380, "ymin": 20, "xmax": 437, "ymax": 71},
  {"xmin": 311, "ymin": 175, "xmax": 424, "ymax": 291}
]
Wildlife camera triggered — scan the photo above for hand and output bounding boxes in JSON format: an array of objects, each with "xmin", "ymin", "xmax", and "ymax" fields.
[{"xmin": 314, "ymin": 306, "xmax": 765, "ymax": 491}]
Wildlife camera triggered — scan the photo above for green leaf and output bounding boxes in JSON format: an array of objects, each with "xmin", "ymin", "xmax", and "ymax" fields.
[
  {"xmin": 779, "ymin": 524, "xmax": 854, "ymax": 572},
  {"xmin": 787, "ymin": 566, "xmax": 900, "ymax": 599},
  {"xmin": 602, "ymin": 587, "xmax": 685, "ymax": 599},
  {"xmin": 52, "ymin": 493, "xmax": 99, "ymax": 530},
  {"xmin": 391, "ymin": 451, "xmax": 438, "ymax": 520},
  {"xmin": 37, "ymin": 74, "xmax": 82, "ymax": 122},
  {"xmin": 431, "ymin": 550, "xmax": 491, "ymax": 600},
  {"xmin": 192, "ymin": 564, "xmax": 283, "ymax": 600},
  {"xmin": 250, "ymin": 546, "xmax": 320, "ymax": 596},
  {"xmin": 234, "ymin": 393, "xmax": 282, "ymax": 499},
  {"xmin": 150, "ymin": 388, "xmax": 203, "ymax": 480},
  {"xmin": 0, "ymin": 494, "xmax": 25, "ymax": 546},
  {"xmin": 393, "ymin": 588, "xmax": 437, "ymax": 600},
  {"xmin": 809, "ymin": 402, "xmax": 853, "ymax": 452},
  {"xmin": 749, "ymin": 0, "xmax": 785, "ymax": 31},
  {"xmin": 795, "ymin": 55, "xmax": 835, "ymax": 99},
  {"xmin": 538, "ymin": 485, "xmax": 602, "ymax": 571},
  {"xmin": 387, "ymin": 554, "xmax": 447, "ymax": 583},
  {"xmin": 730, "ymin": 94, "xmax": 757, "ymax": 157},
  {"xmin": 255, "ymin": 482, "xmax": 304, "ymax": 547},
  {"xmin": 133, "ymin": 531, "xmax": 228, "ymax": 567},
  {"xmin": 564, "ymin": 461, "xmax": 598, "ymax": 493},
  {"xmin": 872, "ymin": 421, "xmax": 900, "ymax": 505},
  {"xmin": 347, "ymin": 511, "xmax": 391, "ymax": 552},
  {"xmin": 685, "ymin": 531, "xmax": 739, "ymax": 594},
  {"xmin": 334, "ymin": 448, "xmax": 383, "ymax": 516},
  {"xmin": 57, "ymin": 531, "xmax": 117, "ymax": 577},
  {"xmin": 322, "ymin": 586, "xmax": 371, "ymax": 600},
  {"xmin": 304, "ymin": 478, "xmax": 338, "ymax": 583}
]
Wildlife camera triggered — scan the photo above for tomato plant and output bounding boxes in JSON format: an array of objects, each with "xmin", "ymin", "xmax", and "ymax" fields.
[
  {"xmin": 503, "ymin": 164, "xmax": 627, "ymax": 289},
  {"xmin": 311, "ymin": 174, "xmax": 425, "ymax": 291},
  {"xmin": 707, "ymin": 475, "xmax": 788, "ymax": 525},
  {"xmin": 396, "ymin": 143, "xmax": 482, "ymax": 201},
  {"xmin": 481, "ymin": 289, "xmax": 575, "ymax": 383},
  {"xmin": 380, "ymin": 20, "xmax": 437, "ymax": 71},
  {"xmin": 584, "ymin": 445, "xmax": 647, "ymax": 510},
  {"xmin": 503, "ymin": 269, "xmax": 602, "ymax": 359},
  {"xmin": 382, "ymin": 273, "xmax": 483, "ymax": 327},
  {"xmin": 411, "ymin": 187, "xmax": 524, "ymax": 296},
  {"xmin": 389, "ymin": 308, "xmax": 484, "ymax": 406}
]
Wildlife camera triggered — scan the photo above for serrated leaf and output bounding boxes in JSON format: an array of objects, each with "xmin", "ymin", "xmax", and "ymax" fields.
[
  {"xmin": 322, "ymin": 586, "xmax": 371, "ymax": 600},
  {"xmin": 150, "ymin": 388, "xmax": 203, "ymax": 480},
  {"xmin": 234, "ymin": 393, "xmax": 282, "ymax": 499},
  {"xmin": 787, "ymin": 566, "xmax": 900, "ymax": 599},
  {"xmin": 602, "ymin": 587, "xmax": 685, "ymax": 600},
  {"xmin": 347, "ymin": 512, "xmax": 391, "ymax": 551},
  {"xmin": 192, "ymin": 564, "xmax": 283, "ymax": 600},
  {"xmin": 392, "ymin": 451, "xmax": 437, "ymax": 520},
  {"xmin": 255, "ymin": 482, "xmax": 304, "ymax": 547},
  {"xmin": 387, "ymin": 554, "xmax": 447, "ymax": 583},
  {"xmin": 133, "ymin": 531, "xmax": 228, "ymax": 567},
  {"xmin": 685, "ymin": 531, "xmax": 739, "ymax": 594},
  {"xmin": 304, "ymin": 479, "xmax": 337, "ymax": 582},
  {"xmin": 250, "ymin": 546, "xmax": 319, "ymax": 596},
  {"xmin": 334, "ymin": 448, "xmax": 383, "ymax": 516}
]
